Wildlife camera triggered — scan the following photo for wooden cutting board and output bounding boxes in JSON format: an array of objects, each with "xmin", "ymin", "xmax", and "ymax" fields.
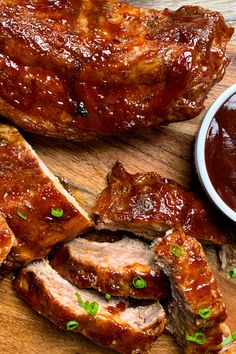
[{"xmin": 0, "ymin": 1, "xmax": 236, "ymax": 353}]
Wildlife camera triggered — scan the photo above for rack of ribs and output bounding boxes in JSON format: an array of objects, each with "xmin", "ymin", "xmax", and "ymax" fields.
[
  {"xmin": 153, "ymin": 230, "xmax": 229, "ymax": 353},
  {"xmin": 0, "ymin": 1, "xmax": 234, "ymax": 141},
  {"xmin": 94, "ymin": 162, "xmax": 234, "ymax": 245},
  {"xmin": 50, "ymin": 233, "xmax": 170, "ymax": 299},
  {"xmin": 14, "ymin": 260, "xmax": 167, "ymax": 354},
  {"xmin": 0, "ymin": 124, "xmax": 92, "ymax": 269}
]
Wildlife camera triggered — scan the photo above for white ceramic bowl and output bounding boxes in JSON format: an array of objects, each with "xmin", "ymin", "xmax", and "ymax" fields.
[{"xmin": 195, "ymin": 83, "xmax": 236, "ymax": 223}]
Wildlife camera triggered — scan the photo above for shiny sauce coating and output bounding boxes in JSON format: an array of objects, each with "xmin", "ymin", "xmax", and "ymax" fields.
[
  {"xmin": 0, "ymin": 1, "xmax": 234, "ymax": 140},
  {"xmin": 205, "ymin": 93, "xmax": 236, "ymax": 211}
]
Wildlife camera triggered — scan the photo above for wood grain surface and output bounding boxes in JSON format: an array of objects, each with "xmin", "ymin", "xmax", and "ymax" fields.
[{"xmin": 0, "ymin": 1, "xmax": 236, "ymax": 354}]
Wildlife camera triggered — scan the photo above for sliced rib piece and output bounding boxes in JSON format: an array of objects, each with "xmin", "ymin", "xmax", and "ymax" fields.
[
  {"xmin": 50, "ymin": 233, "xmax": 169, "ymax": 299},
  {"xmin": 153, "ymin": 230, "xmax": 227, "ymax": 353},
  {"xmin": 0, "ymin": 1, "xmax": 233, "ymax": 141},
  {"xmin": 0, "ymin": 124, "xmax": 92, "ymax": 268},
  {"xmin": 94, "ymin": 162, "xmax": 233, "ymax": 245},
  {"xmin": 0, "ymin": 213, "xmax": 15, "ymax": 266},
  {"xmin": 13, "ymin": 260, "xmax": 166, "ymax": 354}
]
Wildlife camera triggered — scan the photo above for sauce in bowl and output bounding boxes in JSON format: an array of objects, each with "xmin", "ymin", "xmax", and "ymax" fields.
[{"xmin": 205, "ymin": 93, "xmax": 236, "ymax": 211}]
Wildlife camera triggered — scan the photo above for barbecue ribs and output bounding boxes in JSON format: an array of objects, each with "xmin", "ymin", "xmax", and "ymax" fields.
[
  {"xmin": 153, "ymin": 230, "xmax": 228, "ymax": 353},
  {"xmin": 51, "ymin": 233, "xmax": 169, "ymax": 299},
  {"xmin": 0, "ymin": 1, "xmax": 233, "ymax": 140},
  {"xmin": 0, "ymin": 124, "xmax": 92, "ymax": 269},
  {"xmin": 94, "ymin": 162, "xmax": 233, "ymax": 245},
  {"xmin": 14, "ymin": 260, "xmax": 167, "ymax": 354}
]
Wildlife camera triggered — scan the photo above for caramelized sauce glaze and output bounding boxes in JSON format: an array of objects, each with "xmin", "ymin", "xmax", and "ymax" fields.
[
  {"xmin": 0, "ymin": 1, "xmax": 233, "ymax": 140},
  {"xmin": 0, "ymin": 125, "xmax": 91, "ymax": 267},
  {"xmin": 94, "ymin": 162, "xmax": 234, "ymax": 245}
]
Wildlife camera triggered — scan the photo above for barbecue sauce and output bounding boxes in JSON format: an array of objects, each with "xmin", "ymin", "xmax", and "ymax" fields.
[{"xmin": 205, "ymin": 92, "xmax": 236, "ymax": 211}]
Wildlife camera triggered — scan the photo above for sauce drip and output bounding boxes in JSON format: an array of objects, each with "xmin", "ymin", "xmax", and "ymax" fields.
[
  {"xmin": 205, "ymin": 93, "xmax": 236, "ymax": 211},
  {"xmin": 107, "ymin": 302, "xmax": 126, "ymax": 315}
]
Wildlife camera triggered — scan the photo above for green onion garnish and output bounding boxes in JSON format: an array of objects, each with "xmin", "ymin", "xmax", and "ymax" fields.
[
  {"xmin": 185, "ymin": 332, "xmax": 206, "ymax": 345},
  {"xmin": 51, "ymin": 208, "xmax": 63, "ymax": 218},
  {"xmin": 105, "ymin": 293, "xmax": 111, "ymax": 301},
  {"xmin": 228, "ymin": 268, "xmax": 236, "ymax": 279},
  {"xmin": 75, "ymin": 293, "xmax": 99, "ymax": 316},
  {"xmin": 169, "ymin": 243, "xmax": 185, "ymax": 257},
  {"xmin": 88, "ymin": 301, "xmax": 99, "ymax": 316},
  {"xmin": 222, "ymin": 332, "xmax": 236, "ymax": 347},
  {"xmin": 16, "ymin": 210, "xmax": 27, "ymax": 220},
  {"xmin": 132, "ymin": 277, "xmax": 147, "ymax": 289},
  {"xmin": 66, "ymin": 320, "xmax": 79, "ymax": 331},
  {"xmin": 198, "ymin": 308, "xmax": 212, "ymax": 319}
]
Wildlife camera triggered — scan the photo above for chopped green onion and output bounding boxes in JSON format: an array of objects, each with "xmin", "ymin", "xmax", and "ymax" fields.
[
  {"xmin": 169, "ymin": 243, "xmax": 185, "ymax": 257},
  {"xmin": 16, "ymin": 210, "xmax": 27, "ymax": 220},
  {"xmin": 228, "ymin": 268, "xmax": 236, "ymax": 279},
  {"xmin": 76, "ymin": 293, "xmax": 86, "ymax": 308},
  {"xmin": 198, "ymin": 308, "xmax": 212, "ymax": 319},
  {"xmin": 51, "ymin": 208, "xmax": 63, "ymax": 218},
  {"xmin": 185, "ymin": 332, "xmax": 206, "ymax": 345},
  {"xmin": 105, "ymin": 293, "xmax": 111, "ymax": 301},
  {"xmin": 66, "ymin": 320, "xmax": 79, "ymax": 331},
  {"xmin": 88, "ymin": 301, "xmax": 99, "ymax": 316},
  {"xmin": 222, "ymin": 332, "xmax": 236, "ymax": 347},
  {"xmin": 132, "ymin": 277, "xmax": 147, "ymax": 289},
  {"xmin": 75, "ymin": 293, "xmax": 99, "ymax": 316}
]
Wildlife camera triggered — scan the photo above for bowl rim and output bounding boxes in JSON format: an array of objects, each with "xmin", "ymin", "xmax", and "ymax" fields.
[{"xmin": 195, "ymin": 83, "xmax": 236, "ymax": 223}]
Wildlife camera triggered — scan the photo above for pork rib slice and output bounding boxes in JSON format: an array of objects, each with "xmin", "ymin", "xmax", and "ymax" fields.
[
  {"xmin": 0, "ymin": 124, "xmax": 92, "ymax": 269},
  {"xmin": 13, "ymin": 260, "xmax": 166, "ymax": 354},
  {"xmin": 153, "ymin": 230, "xmax": 228, "ymax": 353},
  {"xmin": 50, "ymin": 233, "xmax": 169, "ymax": 300},
  {"xmin": 94, "ymin": 162, "xmax": 233, "ymax": 245},
  {"xmin": 0, "ymin": 1, "xmax": 233, "ymax": 141},
  {"xmin": 0, "ymin": 213, "xmax": 15, "ymax": 266}
]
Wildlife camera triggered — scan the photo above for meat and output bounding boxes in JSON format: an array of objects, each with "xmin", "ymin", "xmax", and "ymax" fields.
[
  {"xmin": 0, "ymin": 124, "xmax": 92, "ymax": 269},
  {"xmin": 219, "ymin": 244, "xmax": 236, "ymax": 270},
  {"xmin": 0, "ymin": 213, "xmax": 15, "ymax": 265},
  {"xmin": 13, "ymin": 260, "xmax": 167, "ymax": 354},
  {"xmin": 94, "ymin": 162, "xmax": 233, "ymax": 245},
  {"xmin": 0, "ymin": 1, "xmax": 233, "ymax": 141},
  {"xmin": 50, "ymin": 233, "xmax": 169, "ymax": 299},
  {"xmin": 153, "ymin": 230, "xmax": 228, "ymax": 353}
]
